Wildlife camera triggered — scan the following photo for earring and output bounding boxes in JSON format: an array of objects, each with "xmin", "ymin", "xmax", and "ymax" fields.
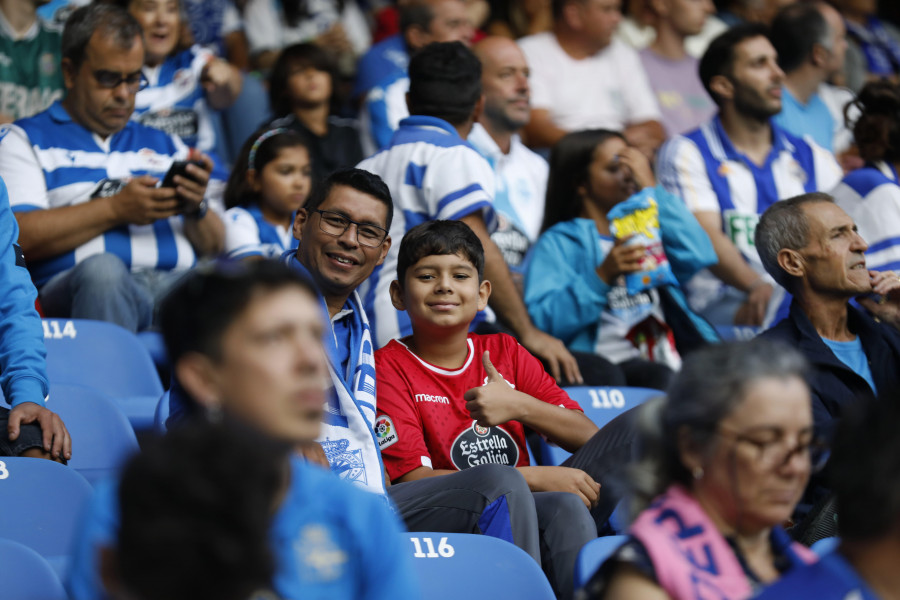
[
  {"xmin": 692, "ymin": 466, "xmax": 704, "ymax": 480},
  {"xmin": 206, "ymin": 402, "xmax": 223, "ymax": 423}
]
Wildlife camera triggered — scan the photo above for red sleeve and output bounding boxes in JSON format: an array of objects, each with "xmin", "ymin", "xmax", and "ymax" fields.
[
  {"xmin": 505, "ymin": 335, "xmax": 583, "ymax": 411},
  {"xmin": 375, "ymin": 345, "xmax": 435, "ymax": 482}
]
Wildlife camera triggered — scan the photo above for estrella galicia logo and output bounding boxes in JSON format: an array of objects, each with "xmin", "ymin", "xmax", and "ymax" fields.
[
  {"xmin": 375, "ymin": 415, "xmax": 397, "ymax": 450},
  {"xmin": 450, "ymin": 421, "xmax": 519, "ymax": 469}
]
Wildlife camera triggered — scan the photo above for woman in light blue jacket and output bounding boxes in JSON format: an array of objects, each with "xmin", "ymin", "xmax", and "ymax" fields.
[{"xmin": 524, "ymin": 130, "xmax": 719, "ymax": 389}]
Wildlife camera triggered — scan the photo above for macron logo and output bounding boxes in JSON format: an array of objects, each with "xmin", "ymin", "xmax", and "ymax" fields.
[{"xmin": 415, "ymin": 393, "xmax": 450, "ymax": 405}]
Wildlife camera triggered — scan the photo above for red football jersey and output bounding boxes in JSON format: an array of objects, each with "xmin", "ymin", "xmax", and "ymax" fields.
[{"xmin": 375, "ymin": 333, "xmax": 582, "ymax": 481}]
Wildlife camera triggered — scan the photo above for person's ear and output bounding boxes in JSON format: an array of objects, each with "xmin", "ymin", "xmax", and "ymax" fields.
[
  {"xmin": 61, "ymin": 57, "xmax": 77, "ymax": 91},
  {"xmin": 293, "ymin": 208, "xmax": 309, "ymax": 242},
  {"xmin": 777, "ymin": 248, "xmax": 806, "ymax": 278},
  {"xmin": 811, "ymin": 43, "xmax": 829, "ymax": 68},
  {"xmin": 471, "ymin": 94, "xmax": 486, "ymax": 124},
  {"xmin": 389, "ymin": 279, "xmax": 406, "ymax": 311},
  {"xmin": 477, "ymin": 278, "xmax": 491, "ymax": 311},
  {"xmin": 676, "ymin": 426, "xmax": 705, "ymax": 479},
  {"xmin": 174, "ymin": 353, "xmax": 224, "ymax": 413},
  {"xmin": 709, "ymin": 75, "xmax": 734, "ymax": 102},
  {"xmin": 563, "ymin": 0, "xmax": 583, "ymax": 29},
  {"xmin": 247, "ymin": 168, "xmax": 260, "ymax": 193},
  {"xmin": 649, "ymin": 0, "xmax": 668, "ymax": 18},
  {"xmin": 405, "ymin": 25, "xmax": 429, "ymax": 52},
  {"xmin": 376, "ymin": 235, "xmax": 392, "ymax": 267}
]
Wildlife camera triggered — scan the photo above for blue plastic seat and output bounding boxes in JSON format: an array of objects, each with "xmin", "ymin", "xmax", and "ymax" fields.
[
  {"xmin": 0, "ymin": 457, "xmax": 93, "ymax": 577},
  {"xmin": 154, "ymin": 390, "xmax": 170, "ymax": 433},
  {"xmin": 406, "ymin": 532, "xmax": 555, "ymax": 599},
  {"xmin": 811, "ymin": 536, "xmax": 839, "ymax": 556},
  {"xmin": 0, "ymin": 538, "xmax": 69, "ymax": 600},
  {"xmin": 43, "ymin": 318, "xmax": 164, "ymax": 430},
  {"xmin": 49, "ymin": 384, "xmax": 140, "ymax": 486},
  {"xmin": 539, "ymin": 386, "xmax": 662, "ymax": 465},
  {"xmin": 574, "ymin": 535, "xmax": 628, "ymax": 590}
]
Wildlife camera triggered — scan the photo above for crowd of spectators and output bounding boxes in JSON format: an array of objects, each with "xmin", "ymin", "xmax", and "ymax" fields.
[{"xmin": 2, "ymin": 0, "xmax": 900, "ymax": 598}]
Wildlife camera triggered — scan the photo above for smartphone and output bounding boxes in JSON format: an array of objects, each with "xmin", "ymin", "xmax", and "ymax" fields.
[{"xmin": 161, "ymin": 160, "xmax": 203, "ymax": 189}]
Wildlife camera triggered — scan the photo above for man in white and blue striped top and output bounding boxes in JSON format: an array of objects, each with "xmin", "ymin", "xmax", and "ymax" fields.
[
  {"xmin": 657, "ymin": 23, "xmax": 842, "ymax": 328},
  {"xmin": 0, "ymin": 4, "xmax": 224, "ymax": 333},
  {"xmin": 358, "ymin": 41, "xmax": 581, "ymax": 384}
]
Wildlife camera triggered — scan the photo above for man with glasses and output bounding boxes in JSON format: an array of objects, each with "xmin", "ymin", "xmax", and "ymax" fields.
[
  {"xmin": 0, "ymin": 3, "xmax": 224, "ymax": 332},
  {"xmin": 281, "ymin": 167, "xmax": 556, "ymax": 570}
]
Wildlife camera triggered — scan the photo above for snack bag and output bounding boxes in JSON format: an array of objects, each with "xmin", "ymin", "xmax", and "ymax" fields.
[{"xmin": 608, "ymin": 188, "xmax": 678, "ymax": 295}]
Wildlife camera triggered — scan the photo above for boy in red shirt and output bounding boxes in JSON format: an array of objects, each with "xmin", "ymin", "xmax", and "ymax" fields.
[{"xmin": 376, "ymin": 220, "xmax": 614, "ymax": 599}]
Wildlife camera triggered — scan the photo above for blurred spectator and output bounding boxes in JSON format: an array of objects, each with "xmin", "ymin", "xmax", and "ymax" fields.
[
  {"xmin": 358, "ymin": 41, "xmax": 584, "ymax": 384},
  {"xmin": 835, "ymin": 0, "xmax": 900, "ymax": 93},
  {"xmin": 223, "ymin": 127, "xmax": 311, "ymax": 260},
  {"xmin": 0, "ymin": 0, "xmax": 65, "ymax": 123},
  {"xmin": 638, "ymin": 0, "xmax": 717, "ymax": 136},
  {"xmin": 755, "ymin": 393, "xmax": 900, "ymax": 600},
  {"xmin": 181, "ymin": 0, "xmax": 248, "ymax": 69},
  {"xmin": 68, "ymin": 260, "xmax": 420, "ymax": 600},
  {"xmin": 832, "ymin": 81, "xmax": 900, "ymax": 274},
  {"xmin": 656, "ymin": 24, "xmax": 842, "ymax": 328},
  {"xmin": 518, "ymin": 0, "xmax": 665, "ymax": 156},
  {"xmin": 0, "ymin": 4, "xmax": 223, "ymax": 332},
  {"xmin": 771, "ymin": 2, "xmax": 854, "ymax": 155},
  {"xmin": 484, "ymin": 0, "xmax": 553, "ymax": 39},
  {"xmin": 361, "ymin": 0, "xmax": 474, "ymax": 152},
  {"xmin": 267, "ymin": 43, "xmax": 364, "ymax": 183},
  {"xmin": 582, "ymin": 339, "xmax": 819, "ymax": 599},
  {"xmin": 616, "ymin": 0, "xmax": 727, "ymax": 58},
  {"xmin": 716, "ymin": 0, "xmax": 796, "ymax": 26},
  {"xmin": 469, "ymin": 36, "xmax": 546, "ymax": 286},
  {"xmin": 243, "ymin": 0, "xmax": 371, "ymax": 75},
  {"xmin": 525, "ymin": 130, "xmax": 718, "ymax": 390}
]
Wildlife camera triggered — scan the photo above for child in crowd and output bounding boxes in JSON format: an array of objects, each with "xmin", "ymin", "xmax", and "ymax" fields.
[
  {"xmin": 376, "ymin": 219, "xmax": 639, "ymax": 600},
  {"xmin": 222, "ymin": 128, "xmax": 312, "ymax": 260},
  {"xmin": 525, "ymin": 129, "xmax": 719, "ymax": 390}
]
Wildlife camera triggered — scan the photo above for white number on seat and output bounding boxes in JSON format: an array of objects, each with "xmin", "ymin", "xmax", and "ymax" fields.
[
  {"xmin": 410, "ymin": 536, "xmax": 455, "ymax": 558},
  {"xmin": 589, "ymin": 389, "xmax": 625, "ymax": 409},
  {"xmin": 42, "ymin": 320, "xmax": 77, "ymax": 339},
  {"xmin": 0, "ymin": 460, "xmax": 8, "ymax": 479}
]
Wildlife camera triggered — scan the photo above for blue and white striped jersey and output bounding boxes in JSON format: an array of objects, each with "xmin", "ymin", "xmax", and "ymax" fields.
[
  {"xmin": 657, "ymin": 116, "xmax": 842, "ymax": 312},
  {"xmin": 356, "ymin": 115, "xmax": 497, "ymax": 347},
  {"xmin": 832, "ymin": 161, "xmax": 900, "ymax": 273},
  {"xmin": 224, "ymin": 205, "xmax": 297, "ymax": 259},
  {"xmin": 0, "ymin": 101, "xmax": 195, "ymax": 286}
]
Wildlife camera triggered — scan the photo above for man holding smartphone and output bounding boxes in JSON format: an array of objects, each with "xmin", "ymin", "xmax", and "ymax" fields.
[{"xmin": 0, "ymin": 4, "xmax": 224, "ymax": 332}]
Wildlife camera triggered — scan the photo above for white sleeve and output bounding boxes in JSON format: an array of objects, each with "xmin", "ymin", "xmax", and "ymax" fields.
[
  {"xmin": 0, "ymin": 125, "xmax": 49, "ymax": 210},
  {"xmin": 809, "ymin": 139, "xmax": 843, "ymax": 192},
  {"xmin": 656, "ymin": 135, "xmax": 720, "ymax": 214},
  {"xmin": 243, "ymin": 0, "xmax": 281, "ymax": 54},
  {"xmin": 340, "ymin": 0, "xmax": 371, "ymax": 56},
  {"xmin": 616, "ymin": 42, "xmax": 663, "ymax": 124},
  {"xmin": 221, "ymin": 2, "xmax": 243, "ymax": 35},
  {"xmin": 223, "ymin": 207, "xmax": 264, "ymax": 258},
  {"xmin": 833, "ymin": 181, "xmax": 900, "ymax": 271},
  {"xmin": 423, "ymin": 147, "xmax": 497, "ymax": 228}
]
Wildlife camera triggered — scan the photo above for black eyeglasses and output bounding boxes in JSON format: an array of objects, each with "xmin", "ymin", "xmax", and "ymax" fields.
[
  {"xmin": 93, "ymin": 70, "xmax": 148, "ymax": 92},
  {"xmin": 716, "ymin": 426, "xmax": 830, "ymax": 473},
  {"xmin": 313, "ymin": 209, "xmax": 388, "ymax": 248}
]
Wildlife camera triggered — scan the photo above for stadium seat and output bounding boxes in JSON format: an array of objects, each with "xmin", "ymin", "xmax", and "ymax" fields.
[
  {"xmin": 714, "ymin": 325, "xmax": 761, "ymax": 341},
  {"xmin": 49, "ymin": 384, "xmax": 140, "ymax": 486},
  {"xmin": 0, "ymin": 457, "xmax": 93, "ymax": 577},
  {"xmin": 811, "ymin": 536, "xmax": 839, "ymax": 556},
  {"xmin": 0, "ymin": 538, "xmax": 69, "ymax": 600},
  {"xmin": 406, "ymin": 532, "xmax": 555, "ymax": 599},
  {"xmin": 574, "ymin": 535, "xmax": 628, "ymax": 590},
  {"xmin": 154, "ymin": 390, "xmax": 170, "ymax": 433},
  {"xmin": 43, "ymin": 318, "xmax": 164, "ymax": 430},
  {"xmin": 539, "ymin": 386, "xmax": 662, "ymax": 465}
]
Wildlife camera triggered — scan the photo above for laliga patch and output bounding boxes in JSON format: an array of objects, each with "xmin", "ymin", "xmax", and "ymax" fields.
[
  {"xmin": 450, "ymin": 421, "xmax": 519, "ymax": 470},
  {"xmin": 375, "ymin": 415, "xmax": 398, "ymax": 450}
]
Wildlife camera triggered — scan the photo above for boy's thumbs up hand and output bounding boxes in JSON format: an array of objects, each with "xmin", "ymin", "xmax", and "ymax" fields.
[{"xmin": 464, "ymin": 351, "xmax": 522, "ymax": 427}]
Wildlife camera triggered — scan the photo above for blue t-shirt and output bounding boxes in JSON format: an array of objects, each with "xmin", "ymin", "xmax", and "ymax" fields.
[
  {"xmin": 822, "ymin": 336, "xmax": 877, "ymax": 394},
  {"xmin": 773, "ymin": 87, "xmax": 835, "ymax": 152},
  {"xmin": 755, "ymin": 550, "xmax": 880, "ymax": 600}
]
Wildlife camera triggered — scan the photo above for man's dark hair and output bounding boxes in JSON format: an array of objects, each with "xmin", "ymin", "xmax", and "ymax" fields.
[
  {"xmin": 159, "ymin": 260, "xmax": 317, "ymax": 369},
  {"xmin": 407, "ymin": 41, "xmax": 482, "ymax": 126},
  {"xmin": 829, "ymin": 391, "xmax": 900, "ymax": 542},
  {"xmin": 849, "ymin": 80, "xmax": 900, "ymax": 164},
  {"xmin": 699, "ymin": 23, "xmax": 771, "ymax": 106},
  {"xmin": 755, "ymin": 192, "xmax": 836, "ymax": 290},
  {"xmin": 396, "ymin": 219, "xmax": 485, "ymax": 286},
  {"xmin": 268, "ymin": 43, "xmax": 339, "ymax": 117},
  {"xmin": 116, "ymin": 420, "xmax": 287, "ymax": 600},
  {"xmin": 770, "ymin": 3, "xmax": 830, "ymax": 74},
  {"xmin": 400, "ymin": 0, "xmax": 437, "ymax": 36},
  {"xmin": 303, "ymin": 168, "xmax": 394, "ymax": 231},
  {"xmin": 62, "ymin": 3, "xmax": 143, "ymax": 69}
]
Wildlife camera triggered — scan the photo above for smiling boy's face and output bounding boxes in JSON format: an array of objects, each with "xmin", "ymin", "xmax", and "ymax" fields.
[{"xmin": 390, "ymin": 252, "xmax": 491, "ymax": 334}]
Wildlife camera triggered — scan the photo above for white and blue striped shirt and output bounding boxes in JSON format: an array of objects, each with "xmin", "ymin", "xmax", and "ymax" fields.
[
  {"xmin": 224, "ymin": 205, "xmax": 297, "ymax": 260},
  {"xmin": 0, "ymin": 101, "xmax": 195, "ymax": 286},
  {"xmin": 356, "ymin": 115, "xmax": 497, "ymax": 347},
  {"xmin": 832, "ymin": 161, "xmax": 900, "ymax": 273},
  {"xmin": 657, "ymin": 116, "xmax": 842, "ymax": 313}
]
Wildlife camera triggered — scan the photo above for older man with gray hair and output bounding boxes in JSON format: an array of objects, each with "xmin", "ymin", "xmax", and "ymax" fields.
[{"xmin": 755, "ymin": 192, "xmax": 900, "ymax": 439}]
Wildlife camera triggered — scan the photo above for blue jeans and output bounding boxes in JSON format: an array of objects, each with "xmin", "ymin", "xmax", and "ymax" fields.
[{"xmin": 39, "ymin": 253, "xmax": 184, "ymax": 333}]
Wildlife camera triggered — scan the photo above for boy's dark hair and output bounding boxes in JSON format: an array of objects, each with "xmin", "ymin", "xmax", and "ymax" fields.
[
  {"xmin": 303, "ymin": 168, "xmax": 394, "ymax": 231},
  {"xmin": 407, "ymin": 41, "xmax": 482, "ymax": 126},
  {"xmin": 849, "ymin": 80, "xmax": 900, "ymax": 163},
  {"xmin": 116, "ymin": 419, "xmax": 287, "ymax": 600},
  {"xmin": 769, "ymin": 2, "xmax": 830, "ymax": 74},
  {"xmin": 699, "ymin": 23, "xmax": 771, "ymax": 106},
  {"xmin": 62, "ymin": 3, "xmax": 143, "ymax": 69},
  {"xmin": 268, "ymin": 43, "xmax": 339, "ymax": 117},
  {"xmin": 224, "ymin": 126, "xmax": 310, "ymax": 210},
  {"xmin": 396, "ymin": 220, "xmax": 484, "ymax": 285}
]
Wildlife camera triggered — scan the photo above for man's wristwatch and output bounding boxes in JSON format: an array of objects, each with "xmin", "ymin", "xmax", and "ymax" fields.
[{"xmin": 184, "ymin": 198, "xmax": 208, "ymax": 220}]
